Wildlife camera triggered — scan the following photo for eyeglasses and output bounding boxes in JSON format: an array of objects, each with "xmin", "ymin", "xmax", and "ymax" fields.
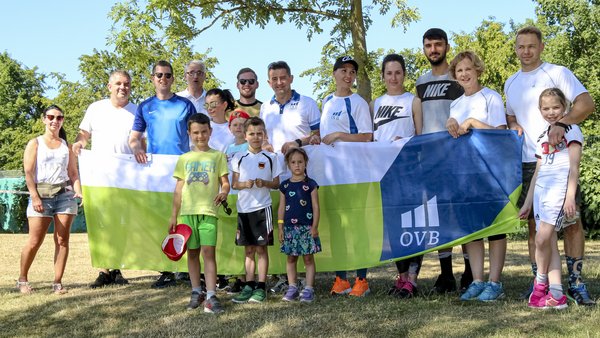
[
  {"xmin": 45, "ymin": 115, "xmax": 65, "ymax": 122},
  {"xmin": 238, "ymin": 79, "xmax": 256, "ymax": 85},
  {"xmin": 186, "ymin": 70, "xmax": 205, "ymax": 77},
  {"xmin": 153, "ymin": 72, "xmax": 172, "ymax": 79},
  {"xmin": 203, "ymin": 101, "xmax": 221, "ymax": 109}
]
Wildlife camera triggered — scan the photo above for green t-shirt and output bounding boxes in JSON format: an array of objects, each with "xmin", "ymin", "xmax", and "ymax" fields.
[{"xmin": 173, "ymin": 149, "xmax": 229, "ymax": 217}]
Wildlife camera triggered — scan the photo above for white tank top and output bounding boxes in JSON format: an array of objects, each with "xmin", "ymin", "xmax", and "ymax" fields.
[{"xmin": 35, "ymin": 136, "xmax": 70, "ymax": 184}]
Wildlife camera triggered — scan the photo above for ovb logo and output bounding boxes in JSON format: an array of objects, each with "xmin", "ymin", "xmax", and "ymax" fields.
[{"xmin": 398, "ymin": 196, "xmax": 440, "ymax": 247}]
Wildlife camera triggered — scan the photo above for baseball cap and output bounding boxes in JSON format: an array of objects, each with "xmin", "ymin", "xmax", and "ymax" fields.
[
  {"xmin": 228, "ymin": 109, "xmax": 251, "ymax": 126},
  {"xmin": 161, "ymin": 223, "xmax": 192, "ymax": 261},
  {"xmin": 333, "ymin": 56, "xmax": 359, "ymax": 72}
]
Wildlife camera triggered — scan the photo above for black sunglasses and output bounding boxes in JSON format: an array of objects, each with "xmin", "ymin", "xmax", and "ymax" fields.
[
  {"xmin": 239, "ymin": 79, "xmax": 256, "ymax": 85},
  {"xmin": 153, "ymin": 72, "xmax": 173, "ymax": 79},
  {"xmin": 45, "ymin": 115, "xmax": 65, "ymax": 122}
]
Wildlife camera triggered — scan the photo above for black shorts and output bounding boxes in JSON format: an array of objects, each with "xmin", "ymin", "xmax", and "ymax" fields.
[{"xmin": 236, "ymin": 206, "xmax": 273, "ymax": 246}]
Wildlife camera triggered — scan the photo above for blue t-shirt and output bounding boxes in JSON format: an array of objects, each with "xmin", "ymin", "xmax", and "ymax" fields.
[
  {"xmin": 132, "ymin": 94, "xmax": 196, "ymax": 155},
  {"xmin": 279, "ymin": 177, "xmax": 318, "ymax": 226}
]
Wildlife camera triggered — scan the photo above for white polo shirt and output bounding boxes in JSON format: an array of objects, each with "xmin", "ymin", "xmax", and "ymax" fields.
[
  {"xmin": 79, "ymin": 99, "xmax": 137, "ymax": 154},
  {"xmin": 177, "ymin": 88, "xmax": 208, "ymax": 115}
]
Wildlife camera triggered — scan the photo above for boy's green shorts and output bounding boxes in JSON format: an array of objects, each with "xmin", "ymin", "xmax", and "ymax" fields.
[{"xmin": 180, "ymin": 214, "xmax": 218, "ymax": 249}]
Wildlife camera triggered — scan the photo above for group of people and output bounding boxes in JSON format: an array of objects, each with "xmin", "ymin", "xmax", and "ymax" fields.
[{"xmin": 16, "ymin": 26, "xmax": 596, "ymax": 314}]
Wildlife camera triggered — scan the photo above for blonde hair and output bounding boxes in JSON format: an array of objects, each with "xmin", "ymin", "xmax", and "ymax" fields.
[
  {"xmin": 449, "ymin": 51, "xmax": 485, "ymax": 79},
  {"xmin": 538, "ymin": 88, "xmax": 569, "ymax": 112}
]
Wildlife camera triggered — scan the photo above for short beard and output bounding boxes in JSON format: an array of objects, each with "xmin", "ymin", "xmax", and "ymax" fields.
[{"xmin": 428, "ymin": 55, "xmax": 446, "ymax": 66}]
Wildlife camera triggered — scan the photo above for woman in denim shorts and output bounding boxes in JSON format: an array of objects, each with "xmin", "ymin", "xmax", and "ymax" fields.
[{"xmin": 17, "ymin": 105, "xmax": 82, "ymax": 295}]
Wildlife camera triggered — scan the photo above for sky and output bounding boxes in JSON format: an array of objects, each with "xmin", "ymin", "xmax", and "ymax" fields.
[{"xmin": 2, "ymin": 1, "xmax": 537, "ymax": 101}]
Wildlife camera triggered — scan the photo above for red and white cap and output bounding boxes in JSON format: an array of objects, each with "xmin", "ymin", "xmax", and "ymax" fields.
[{"xmin": 161, "ymin": 224, "xmax": 192, "ymax": 261}]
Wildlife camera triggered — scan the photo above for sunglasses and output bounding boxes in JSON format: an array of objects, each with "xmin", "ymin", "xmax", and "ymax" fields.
[
  {"xmin": 204, "ymin": 101, "xmax": 221, "ymax": 109},
  {"xmin": 45, "ymin": 115, "xmax": 65, "ymax": 122},
  {"xmin": 153, "ymin": 72, "xmax": 173, "ymax": 79},
  {"xmin": 238, "ymin": 79, "xmax": 256, "ymax": 85}
]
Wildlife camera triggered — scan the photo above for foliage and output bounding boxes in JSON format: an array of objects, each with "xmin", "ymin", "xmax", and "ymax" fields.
[
  {"xmin": 0, "ymin": 53, "xmax": 48, "ymax": 170},
  {"xmin": 110, "ymin": 0, "xmax": 420, "ymax": 101}
]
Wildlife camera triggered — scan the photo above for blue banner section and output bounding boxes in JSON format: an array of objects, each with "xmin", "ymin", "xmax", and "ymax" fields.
[{"xmin": 380, "ymin": 130, "xmax": 522, "ymax": 260}]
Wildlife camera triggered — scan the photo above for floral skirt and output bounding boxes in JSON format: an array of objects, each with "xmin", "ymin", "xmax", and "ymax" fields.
[{"xmin": 280, "ymin": 224, "xmax": 322, "ymax": 256}]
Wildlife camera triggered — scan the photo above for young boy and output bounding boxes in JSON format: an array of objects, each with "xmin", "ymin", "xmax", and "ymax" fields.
[
  {"xmin": 231, "ymin": 116, "xmax": 282, "ymax": 303},
  {"xmin": 170, "ymin": 113, "xmax": 230, "ymax": 314}
]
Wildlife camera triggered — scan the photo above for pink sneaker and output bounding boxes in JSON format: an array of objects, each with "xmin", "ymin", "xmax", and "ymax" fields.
[
  {"xmin": 528, "ymin": 280, "xmax": 548, "ymax": 308},
  {"xmin": 541, "ymin": 293, "xmax": 568, "ymax": 310}
]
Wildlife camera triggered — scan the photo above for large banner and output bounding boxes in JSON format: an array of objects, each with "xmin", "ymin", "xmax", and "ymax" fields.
[{"xmin": 79, "ymin": 130, "xmax": 522, "ymax": 274}]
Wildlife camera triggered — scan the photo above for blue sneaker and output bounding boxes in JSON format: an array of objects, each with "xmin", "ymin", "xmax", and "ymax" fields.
[
  {"xmin": 477, "ymin": 282, "xmax": 505, "ymax": 301},
  {"xmin": 282, "ymin": 285, "xmax": 299, "ymax": 301},
  {"xmin": 567, "ymin": 282, "xmax": 596, "ymax": 306},
  {"xmin": 299, "ymin": 288, "xmax": 315, "ymax": 303},
  {"xmin": 460, "ymin": 281, "xmax": 486, "ymax": 301}
]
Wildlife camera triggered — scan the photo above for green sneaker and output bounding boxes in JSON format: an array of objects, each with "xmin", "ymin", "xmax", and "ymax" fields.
[
  {"xmin": 249, "ymin": 288, "xmax": 267, "ymax": 303},
  {"xmin": 232, "ymin": 285, "xmax": 254, "ymax": 303}
]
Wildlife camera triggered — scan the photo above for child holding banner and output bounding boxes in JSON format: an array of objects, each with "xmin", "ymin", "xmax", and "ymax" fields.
[
  {"xmin": 519, "ymin": 88, "xmax": 583, "ymax": 310},
  {"xmin": 170, "ymin": 113, "xmax": 230, "ymax": 313},
  {"xmin": 231, "ymin": 117, "xmax": 282, "ymax": 303},
  {"xmin": 278, "ymin": 148, "xmax": 321, "ymax": 302}
]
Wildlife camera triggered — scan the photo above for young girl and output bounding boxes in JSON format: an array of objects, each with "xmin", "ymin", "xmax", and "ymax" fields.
[
  {"xmin": 205, "ymin": 88, "xmax": 235, "ymax": 153},
  {"xmin": 277, "ymin": 148, "xmax": 321, "ymax": 302},
  {"xmin": 519, "ymin": 88, "xmax": 583, "ymax": 310}
]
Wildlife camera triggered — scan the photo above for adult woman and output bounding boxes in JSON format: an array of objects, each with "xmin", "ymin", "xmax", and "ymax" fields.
[
  {"xmin": 371, "ymin": 53, "xmax": 423, "ymax": 299},
  {"xmin": 17, "ymin": 105, "xmax": 82, "ymax": 294},
  {"xmin": 446, "ymin": 51, "xmax": 507, "ymax": 302}
]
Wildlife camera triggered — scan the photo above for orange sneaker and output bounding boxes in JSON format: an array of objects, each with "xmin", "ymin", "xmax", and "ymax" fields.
[
  {"xmin": 349, "ymin": 277, "xmax": 370, "ymax": 297},
  {"xmin": 330, "ymin": 276, "xmax": 352, "ymax": 295}
]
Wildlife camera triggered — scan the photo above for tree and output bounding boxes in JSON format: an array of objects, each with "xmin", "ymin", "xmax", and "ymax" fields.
[
  {"xmin": 0, "ymin": 53, "xmax": 48, "ymax": 170},
  {"xmin": 109, "ymin": 0, "xmax": 420, "ymax": 101}
]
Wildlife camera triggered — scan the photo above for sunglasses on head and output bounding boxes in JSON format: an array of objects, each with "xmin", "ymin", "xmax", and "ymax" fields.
[
  {"xmin": 45, "ymin": 115, "xmax": 64, "ymax": 122},
  {"xmin": 153, "ymin": 72, "xmax": 172, "ymax": 79},
  {"xmin": 238, "ymin": 79, "xmax": 256, "ymax": 85}
]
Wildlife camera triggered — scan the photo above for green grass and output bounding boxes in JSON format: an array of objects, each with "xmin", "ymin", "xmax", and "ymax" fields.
[{"xmin": 1, "ymin": 234, "xmax": 600, "ymax": 337}]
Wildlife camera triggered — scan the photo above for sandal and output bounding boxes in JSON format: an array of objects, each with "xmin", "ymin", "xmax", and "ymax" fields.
[
  {"xmin": 16, "ymin": 280, "xmax": 33, "ymax": 294},
  {"xmin": 52, "ymin": 283, "xmax": 68, "ymax": 295}
]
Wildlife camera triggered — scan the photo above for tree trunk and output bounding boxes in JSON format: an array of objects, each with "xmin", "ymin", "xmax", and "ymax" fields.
[{"xmin": 349, "ymin": 0, "xmax": 372, "ymax": 102}]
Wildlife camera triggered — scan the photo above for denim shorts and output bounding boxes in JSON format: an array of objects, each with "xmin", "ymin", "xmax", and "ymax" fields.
[{"xmin": 27, "ymin": 190, "xmax": 78, "ymax": 218}]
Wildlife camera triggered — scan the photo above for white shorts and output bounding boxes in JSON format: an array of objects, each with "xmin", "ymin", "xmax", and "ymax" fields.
[{"xmin": 533, "ymin": 183, "xmax": 566, "ymax": 231}]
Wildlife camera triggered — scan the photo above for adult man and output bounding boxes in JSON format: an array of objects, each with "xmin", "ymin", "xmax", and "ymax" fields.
[
  {"xmin": 413, "ymin": 28, "xmax": 471, "ymax": 294},
  {"xmin": 72, "ymin": 69, "xmax": 137, "ymax": 288},
  {"xmin": 260, "ymin": 61, "xmax": 320, "ymax": 154},
  {"xmin": 129, "ymin": 60, "xmax": 197, "ymax": 288},
  {"xmin": 504, "ymin": 26, "xmax": 596, "ymax": 305},
  {"xmin": 235, "ymin": 67, "xmax": 262, "ymax": 116},
  {"xmin": 177, "ymin": 60, "xmax": 209, "ymax": 115}
]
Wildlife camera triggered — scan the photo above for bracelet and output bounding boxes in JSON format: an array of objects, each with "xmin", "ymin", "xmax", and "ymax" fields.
[
  {"xmin": 554, "ymin": 121, "xmax": 569, "ymax": 129},
  {"xmin": 277, "ymin": 220, "xmax": 284, "ymax": 224},
  {"xmin": 295, "ymin": 139, "xmax": 302, "ymax": 147}
]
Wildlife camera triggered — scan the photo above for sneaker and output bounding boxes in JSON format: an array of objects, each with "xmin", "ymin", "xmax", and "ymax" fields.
[
  {"xmin": 519, "ymin": 281, "xmax": 534, "ymax": 300},
  {"xmin": 540, "ymin": 293, "xmax": 568, "ymax": 310},
  {"xmin": 228, "ymin": 278, "xmax": 244, "ymax": 295},
  {"xmin": 477, "ymin": 282, "xmax": 505, "ymax": 302},
  {"xmin": 388, "ymin": 275, "xmax": 406, "ymax": 296},
  {"xmin": 397, "ymin": 281, "xmax": 416, "ymax": 299},
  {"xmin": 460, "ymin": 281, "xmax": 486, "ymax": 301},
  {"xmin": 110, "ymin": 270, "xmax": 129, "ymax": 285},
  {"xmin": 52, "ymin": 283, "xmax": 68, "ymax": 295},
  {"xmin": 187, "ymin": 291, "xmax": 206, "ymax": 310},
  {"xmin": 217, "ymin": 277, "xmax": 230, "ymax": 292},
  {"xmin": 330, "ymin": 276, "xmax": 352, "ymax": 295},
  {"xmin": 175, "ymin": 272, "xmax": 191, "ymax": 287},
  {"xmin": 527, "ymin": 280, "xmax": 548, "ymax": 308},
  {"xmin": 300, "ymin": 288, "xmax": 315, "ymax": 302},
  {"xmin": 349, "ymin": 278, "xmax": 370, "ymax": 297},
  {"xmin": 282, "ymin": 285, "xmax": 299, "ymax": 301},
  {"xmin": 204, "ymin": 296, "xmax": 224, "ymax": 314},
  {"xmin": 249, "ymin": 288, "xmax": 267, "ymax": 303},
  {"xmin": 269, "ymin": 278, "xmax": 289, "ymax": 293},
  {"xmin": 567, "ymin": 282, "xmax": 596, "ymax": 306},
  {"xmin": 151, "ymin": 272, "xmax": 176, "ymax": 289},
  {"xmin": 459, "ymin": 272, "xmax": 473, "ymax": 295},
  {"xmin": 432, "ymin": 274, "xmax": 457, "ymax": 294},
  {"xmin": 90, "ymin": 272, "xmax": 112, "ymax": 289},
  {"xmin": 232, "ymin": 285, "xmax": 254, "ymax": 303}
]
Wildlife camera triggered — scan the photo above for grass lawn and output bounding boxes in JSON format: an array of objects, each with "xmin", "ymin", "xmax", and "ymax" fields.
[{"xmin": 1, "ymin": 234, "xmax": 599, "ymax": 337}]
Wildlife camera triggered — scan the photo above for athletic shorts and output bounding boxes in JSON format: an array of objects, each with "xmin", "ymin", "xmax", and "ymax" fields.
[
  {"xmin": 533, "ymin": 184, "xmax": 566, "ymax": 232},
  {"xmin": 181, "ymin": 214, "xmax": 218, "ymax": 249},
  {"xmin": 26, "ymin": 190, "xmax": 78, "ymax": 218},
  {"xmin": 236, "ymin": 206, "xmax": 273, "ymax": 246}
]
